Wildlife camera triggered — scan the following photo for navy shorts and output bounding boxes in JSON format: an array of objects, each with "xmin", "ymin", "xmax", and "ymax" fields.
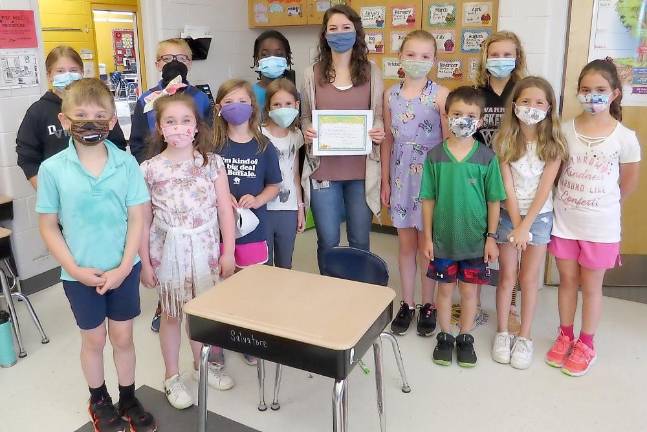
[
  {"xmin": 63, "ymin": 262, "xmax": 142, "ymax": 330},
  {"xmin": 427, "ymin": 258, "xmax": 490, "ymax": 284}
]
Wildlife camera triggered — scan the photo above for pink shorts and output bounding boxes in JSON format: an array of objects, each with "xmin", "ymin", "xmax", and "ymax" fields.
[
  {"xmin": 548, "ymin": 236, "xmax": 621, "ymax": 270},
  {"xmin": 221, "ymin": 241, "xmax": 268, "ymax": 268}
]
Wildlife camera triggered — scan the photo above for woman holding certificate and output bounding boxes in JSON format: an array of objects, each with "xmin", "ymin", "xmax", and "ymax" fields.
[{"xmin": 300, "ymin": 4, "xmax": 386, "ymax": 271}]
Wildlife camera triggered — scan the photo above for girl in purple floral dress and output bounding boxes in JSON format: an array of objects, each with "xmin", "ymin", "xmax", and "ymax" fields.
[{"xmin": 381, "ymin": 30, "xmax": 449, "ymax": 337}]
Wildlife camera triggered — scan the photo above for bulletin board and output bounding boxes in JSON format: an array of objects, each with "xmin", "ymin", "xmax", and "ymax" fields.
[
  {"xmin": 112, "ymin": 29, "xmax": 135, "ymax": 69},
  {"xmin": 307, "ymin": 0, "xmax": 354, "ymax": 24},
  {"xmin": 249, "ymin": 0, "xmax": 309, "ymax": 27}
]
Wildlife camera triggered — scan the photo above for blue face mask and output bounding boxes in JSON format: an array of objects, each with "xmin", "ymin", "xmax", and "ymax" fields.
[
  {"xmin": 486, "ymin": 58, "xmax": 516, "ymax": 79},
  {"xmin": 268, "ymin": 107, "xmax": 299, "ymax": 129},
  {"xmin": 258, "ymin": 56, "xmax": 288, "ymax": 79},
  {"xmin": 52, "ymin": 71, "xmax": 82, "ymax": 89},
  {"xmin": 326, "ymin": 31, "xmax": 357, "ymax": 53}
]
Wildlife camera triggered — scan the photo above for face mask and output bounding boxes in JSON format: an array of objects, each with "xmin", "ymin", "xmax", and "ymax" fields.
[
  {"xmin": 401, "ymin": 59, "xmax": 433, "ymax": 79},
  {"xmin": 68, "ymin": 119, "xmax": 110, "ymax": 145},
  {"xmin": 162, "ymin": 125, "xmax": 196, "ymax": 149},
  {"xmin": 448, "ymin": 116, "xmax": 479, "ymax": 138},
  {"xmin": 577, "ymin": 93, "xmax": 611, "ymax": 114},
  {"xmin": 514, "ymin": 103, "xmax": 548, "ymax": 125},
  {"xmin": 486, "ymin": 58, "xmax": 516, "ymax": 79},
  {"xmin": 219, "ymin": 102, "xmax": 253, "ymax": 125},
  {"xmin": 161, "ymin": 60, "xmax": 188, "ymax": 87},
  {"xmin": 326, "ymin": 31, "xmax": 357, "ymax": 53},
  {"xmin": 268, "ymin": 107, "xmax": 299, "ymax": 128},
  {"xmin": 52, "ymin": 72, "xmax": 82, "ymax": 89},
  {"xmin": 258, "ymin": 56, "xmax": 288, "ymax": 79}
]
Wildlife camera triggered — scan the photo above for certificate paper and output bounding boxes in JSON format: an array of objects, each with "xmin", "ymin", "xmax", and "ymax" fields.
[{"xmin": 313, "ymin": 110, "xmax": 373, "ymax": 156}]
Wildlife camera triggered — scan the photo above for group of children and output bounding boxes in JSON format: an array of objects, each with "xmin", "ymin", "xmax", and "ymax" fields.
[{"xmin": 14, "ymin": 4, "xmax": 640, "ymax": 431}]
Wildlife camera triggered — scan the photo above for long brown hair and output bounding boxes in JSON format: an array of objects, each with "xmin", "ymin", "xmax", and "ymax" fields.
[
  {"xmin": 316, "ymin": 5, "xmax": 370, "ymax": 86},
  {"xmin": 577, "ymin": 58, "xmax": 623, "ymax": 121},
  {"xmin": 263, "ymin": 78, "xmax": 300, "ymax": 130},
  {"xmin": 146, "ymin": 93, "xmax": 213, "ymax": 166},
  {"xmin": 212, "ymin": 79, "xmax": 269, "ymax": 153},
  {"xmin": 45, "ymin": 45, "xmax": 83, "ymax": 74},
  {"xmin": 475, "ymin": 31, "xmax": 527, "ymax": 88},
  {"xmin": 494, "ymin": 76, "xmax": 568, "ymax": 164}
]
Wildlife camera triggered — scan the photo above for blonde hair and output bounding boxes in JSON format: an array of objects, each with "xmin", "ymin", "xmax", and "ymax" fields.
[
  {"xmin": 61, "ymin": 78, "xmax": 115, "ymax": 116},
  {"xmin": 156, "ymin": 38, "xmax": 192, "ymax": 60},
  {"xmin": 400, "ymin": 29, "xmax": 437, "ymax": 57},
  {"xmin": 494, "ymin": 76, "xmax": 568, "ymax": 164},
  {"xmin": 45, "ymin": 45, "xmax": 83, "ymax": 74},
  {"xmin": 212, "ymin": 79, "xmax": 269, "ymax": 153},
  {"xmin": 263, "ymin": 78, "xmax": 300, "ymax": 130},
  {"xmin": 476, "ymin": 31, "xmax": 527, "ymax": 87}
]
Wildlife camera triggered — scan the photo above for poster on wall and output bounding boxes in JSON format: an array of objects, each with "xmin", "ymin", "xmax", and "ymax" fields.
[
  {"xmin": 366, "ymin": 31, "xmax": 385, "ymax": 53},
  {"xmin": 391, "ymin": 31, "xmax": 408, "ymax": 53},
  {"xmin": 0, "ymin": 48, "xmax": 39, "ymax": 89},
  {"xmin": 428, "ymin": 3, "xmax": 457, "ymax": 28},
  {"xmin": 588, "ymin": 0, "xmax": 647, "ymax": 106},
  {"xmin": 113, "ymin": 29, "xmax": 135, "ymax": 67},
  {"xmin": 383, "ymin": 57, "xmax": 404, "ymax": 79},
  {"xmin": 462, "ymin": 2, "xmax": 493, "ymax": 26},
  {"xmin": 461, "ymin": 29, "xmax": 491, "ymax": 53},
  {"xmin": 0, "ymin": 10, "xmax": 38, "ymax": 49},
  {"xmin": 392, "ymin": 6, "xmax": 417, "ymax": 28},
  {"xmin": 431, "ymin": 30, "xmax": 456, "ymax": 53},
  {"xmin": 361, "ymin": 6, "xmax": 386, "ymax": 29},
  {"xmin": 437, "ymin": 60, "xmax": 463, "ymax": 80}
]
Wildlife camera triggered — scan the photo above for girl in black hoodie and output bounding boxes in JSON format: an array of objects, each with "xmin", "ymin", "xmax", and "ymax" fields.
[{"xmin": 16, "ymin": 46, "xmax": 127, "ymax": 188}]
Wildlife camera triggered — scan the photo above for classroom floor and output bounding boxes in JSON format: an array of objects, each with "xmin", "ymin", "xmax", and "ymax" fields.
[{"xmin": 3, "ymin": 228, "xmax": 647, "ymax": 432}]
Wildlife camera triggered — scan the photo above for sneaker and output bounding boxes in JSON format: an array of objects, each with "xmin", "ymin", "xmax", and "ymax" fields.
[
  {"xmin": 163, "ymin": 374, "xmax": 193, "ymax": 410},
  {"xmin": 561, "ymin": 340, "xmax": 597, "ymax": 377},
  {"xmin": 491, "ymin": 331, "xmax": 513, "ymax": 364},
  {"xmin": 416, "ymin": 303, "xmax": 437, "ymax": 337},
  {"xmin": 150, "ymin": 304, "xmax": 161, "ymax": 333},
  {"xmin": 243, "ymin": 354, "xmax": 258, "ymax": 366},
  {"xmin": 545, "ymin": 332, "xmax": 574, "ymax": 368},
  {"xmin": 88, "ymin": 396, "xmax": 127, "ymax": 432},
  {"xmin": 193, "ymin": 363, "xmax": 235, "ymax": 391},
  {"xmin": 390, "ymin": 302, "xmax": 415, "ymax": 335},
  {"xmin": 510, "ymin": 337, "xmax": 534, "ymax": 370},
  {"xmin": 456, "ymin": 333, "xmax": 477, "ymax": 367},
  {"xmin": 117, "ymin": 397, "xmax": 156, "ymax": 432},
  {"xmin": 432, "ymin": 332, "xmax": 455, "ymax": 366}
]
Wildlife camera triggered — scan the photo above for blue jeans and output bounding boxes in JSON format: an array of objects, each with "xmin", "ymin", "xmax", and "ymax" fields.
[
  {"xmin": 310, "ymin": 179, "xmax": 373, "ymax": 272},
  {"xmin": 265, "ymin": 210, "xmax": 298, "ymax": 269}
]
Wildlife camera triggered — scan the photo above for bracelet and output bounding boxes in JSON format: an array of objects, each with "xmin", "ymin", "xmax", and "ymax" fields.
[{"xmin": 484, "ymin": 232, "xmax": 497, "ymax": 239}]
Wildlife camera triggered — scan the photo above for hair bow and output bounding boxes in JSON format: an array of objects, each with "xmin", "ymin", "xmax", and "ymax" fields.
[{"xmin": 143, "ymin": 75, "xmax": 187, "ymax": 113}]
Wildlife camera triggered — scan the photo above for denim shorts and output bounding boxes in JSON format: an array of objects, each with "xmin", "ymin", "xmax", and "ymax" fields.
[{"xmin": 496, "ymin": 210, "xmax": 553, "ymax": 246}]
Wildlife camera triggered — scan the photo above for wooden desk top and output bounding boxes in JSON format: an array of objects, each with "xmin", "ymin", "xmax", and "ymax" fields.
[
  {"xmin": 184, "ymin": 266, "xmax": 395, "ymax": 351},
  {"xmin": 0, "ymin": 196, "xmax": 11, "ymax": 205},
  {"xmin": 0, "ymin": 227, "xmax": 11, "ymax": 239}
]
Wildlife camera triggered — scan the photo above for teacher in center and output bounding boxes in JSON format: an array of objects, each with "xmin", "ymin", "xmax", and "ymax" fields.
[{"xmin": 301, "ymin": 4, "xmax": 385, "ymax": 271}]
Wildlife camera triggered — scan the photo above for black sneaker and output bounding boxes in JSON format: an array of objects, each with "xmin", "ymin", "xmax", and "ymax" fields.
[
  {"xmin": 390, "ymin": 302, "xmax": 415, "ymax": 335},
  {"xmin": 456, "ymin": 333, "xmax": 477, "ymax": 368},
  {"xmin": 432, "ymin": 332, "xmax": 455, "ymax": 366},
  {"xmin": 118, "ymin": 397, "xmax": 157, "ymax": 432},
  {"xmin": 151, "ymin": 303, "xmax": 161, "ymax": 333},
  {"xmin": 88, "ymin": 396, "xmax": 127, "ymax": 432},
  {"xmin": 416, "ymin": 303, "xmax": 437, "ymax": 337}
]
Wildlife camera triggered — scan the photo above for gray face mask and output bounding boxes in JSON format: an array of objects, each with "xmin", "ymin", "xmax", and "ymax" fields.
[{"xmin": 448, "ymin": 116, "xmax": 479, "ymax": 138}]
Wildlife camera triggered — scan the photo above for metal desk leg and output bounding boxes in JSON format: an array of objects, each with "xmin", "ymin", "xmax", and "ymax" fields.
[
  {"xmin": 271, "ymin": 363, "xmax": 282, "ymax": 410},
  {"xmin": 373, "ymin": 340, "xmax": 386, "ymax": 432},
  {"xmin": 0, "ymin": 269, "xmax": 25, "ymax": 358},
  {"xmin": 12, "ymin": 292, "xmax": 49, "ymax": 344},
  {"xmin": 198, "ymin": 344, "xmax": 211, "ymax": 432},
  {"xmin": 332, "ymin": 379, "xmax": 347, "ymax": 432},
  {"xmin": 342, "ymin": 378, "xmax": 348, "ymax": 428},
  {"xmin": 380, "ymin": 332, "xmax": 411, "ymax": 393},
  {"xmin": 257, "ymin": 359, "xmax": 267, "ymax": 411}
]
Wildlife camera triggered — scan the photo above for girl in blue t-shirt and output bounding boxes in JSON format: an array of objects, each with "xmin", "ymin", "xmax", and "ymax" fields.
[
  {"xmin": 214, "ymin": 79, "xmax": 282, "ymax": 270},
  {"xmin": 251, "ymin": 30, "xmax": 295, "ymax": 111}
]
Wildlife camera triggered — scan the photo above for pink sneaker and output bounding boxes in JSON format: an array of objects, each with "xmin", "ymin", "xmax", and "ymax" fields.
[
  {"xmin": 545, "ymin": 332, "xmax": 574, "ymax": 368},
  {"xmin": 561, "ymin": 340, "xmax": 597, "ymax": 377}
]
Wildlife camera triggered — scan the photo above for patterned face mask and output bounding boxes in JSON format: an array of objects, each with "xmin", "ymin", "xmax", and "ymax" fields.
[
  {"xmin": 68, "ymin": 118, "xmax": 110, "ymax": 145},
  {"xmin": 448, "ymin": 116, "xmax": 479, "ymax": 138},
  {"xmin": 162, "ymin": 124, "xmax": 196, "ymax": 149},
  {"xmin": 514, "ymin": 103, "xmax": 549, "ymax": 125},
  {"xmin": 577, "ymin": 92, "xmax": 611, "ymax": 114}
]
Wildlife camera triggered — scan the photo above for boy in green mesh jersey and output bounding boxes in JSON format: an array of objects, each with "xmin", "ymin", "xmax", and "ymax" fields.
[{"xmin": 420, "ymin": 86, "xmax": 506, "ymax": 368}]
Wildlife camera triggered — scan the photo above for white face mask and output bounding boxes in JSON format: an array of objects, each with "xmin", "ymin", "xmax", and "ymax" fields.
[
  {"xmin": 448, "ymin": 116, "xmax": 479, "ymax": 138},
  {"xmin": 514, "ymin": 104, "xmax": 549, "ymax": 125}
]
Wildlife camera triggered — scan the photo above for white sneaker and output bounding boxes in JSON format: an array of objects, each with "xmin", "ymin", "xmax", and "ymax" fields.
[
  {"xmin": 193, "ymin": 363, "xmax": 235, "ymax": 391},
  {"xmin": 164, "ymin": 374, "xmax": 193, "ymax": 409},
  {"xmin": 511, "ymin": 337, "xmax": 534, "ymax": 369},
  {"xmin": 492, "ymin": 331, "xmax": 513, "ymax": 364}
]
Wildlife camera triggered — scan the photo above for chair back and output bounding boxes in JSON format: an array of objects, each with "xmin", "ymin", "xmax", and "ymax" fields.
[{"xmin": 320, "ymin": 247, "xmax": 389, "ymax": 287}]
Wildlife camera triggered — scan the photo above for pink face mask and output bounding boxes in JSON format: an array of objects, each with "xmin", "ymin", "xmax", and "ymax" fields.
[{"xmin": 161, "ymin": 125, "xmax": 196, "ymax": 148}]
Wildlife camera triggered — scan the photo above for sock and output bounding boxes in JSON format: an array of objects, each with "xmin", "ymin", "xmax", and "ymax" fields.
[
  {"xmin": 578, "ymin": 332, "xmax": 595, "ymax": 350},
  {"xmin": 89, "ymin": 382, "xmax": 109, "ymax": 404},
  {"xmin": 560, "ymin": 324, "xmax": 574, "ymax": 340},
  {"xmin": 118, "ymin": 383, "xmax": 136, "ymax": 406}
]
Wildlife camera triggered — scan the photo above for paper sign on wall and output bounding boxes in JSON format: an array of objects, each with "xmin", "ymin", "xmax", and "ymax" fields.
[
  {"xmin": 390, "ymin": 31, "xmax": 407, "ymax": 53},
  {"xmin": 463, "ymin": 2, "xmax": 493, "ymax": 26},
  {"xmin": 461, "ymin": 29, "xmax": 491, "ymax": 53},
  {"xmin": 365, "ymin": 31, "xmax": 384, "ymax": 54},
  {"xmin": 254, "ymin": 3, "xmax": 269, "ymax": 24},
  {"xmin": 383, "ymin": 57, "xmax": 404, "ymax": 80},
  {"xmin": 0, "ymin": 48, "xmax": 39, "ymax": 88},
  {"xmin": 431, "ymin": 31, "xmax": 456, "ymax": 53},
  {"xmin": 469, "ymin": 57, "xmax": 480, "ymax": 80},
  {"xmin": 392, "ymin": 7, "xmax": 416, "ymax": 28},
  {"xmin": 437, "ymin": 60, "xmax": 463, "ymax": 80},
  {"xmin": 361, "ymin": 6, "xmax": 386, "ymax": 29},
  {"xmin": 428, "ymin": 3, "xmax": 457, "ymax": 28},
  {"xmin": 0, "ymin": 10, "xmax": 38, "ymax": 49}
]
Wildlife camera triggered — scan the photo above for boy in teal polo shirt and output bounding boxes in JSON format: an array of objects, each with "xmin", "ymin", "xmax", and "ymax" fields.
[
  {"xmin": 420, "ymin": 86, "xmax": 506, "ymax": 368},
  {"xmin": 36, "ymin": 78, "xmax": 156, "ymax": 432}
]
